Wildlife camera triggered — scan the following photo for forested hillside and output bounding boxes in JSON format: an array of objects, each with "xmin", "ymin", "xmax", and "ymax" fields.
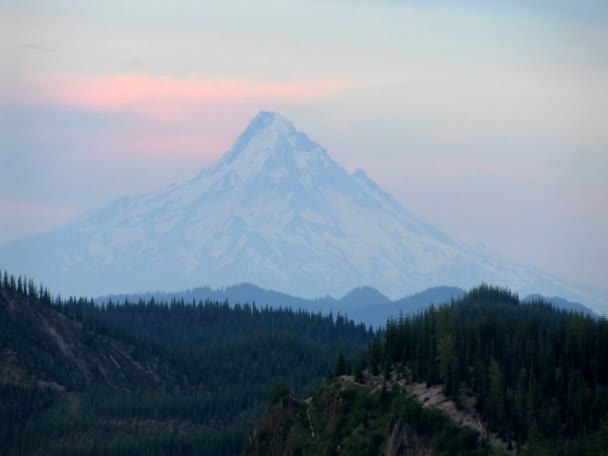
[
  {"xmin": 3, "ymin": 269, "xmax": 607, "ymax": 455},
  {"xmin": 250, "ymin": 285, "xmax": 608, "ymax": 455},
  {"xmin": 375, "ymin": 285, "xmax": 608, "ymax": 451},
  {"xmin": 0, "ymin": 270, "xmax": 372, "ymax": 455}
]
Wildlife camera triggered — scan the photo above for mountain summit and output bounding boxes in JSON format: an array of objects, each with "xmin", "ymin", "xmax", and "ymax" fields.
[
  {"xmin": 205, "ymin": 110, "xmax": 340, "ymax": 192},
  {"xmin": 0, "ymin": 112, "xmax": 602, "ymax": 306}
]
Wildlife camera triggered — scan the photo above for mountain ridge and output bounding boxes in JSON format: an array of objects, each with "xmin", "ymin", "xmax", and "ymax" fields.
[{"xmin": 97, "ymin": 282, "xmax": 596, "ymax": 327}]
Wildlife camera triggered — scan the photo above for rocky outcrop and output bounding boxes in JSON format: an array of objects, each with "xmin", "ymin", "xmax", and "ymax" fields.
[{"xmin": 248, "ymin": 370, "xmax": 503, "ymax": 456}]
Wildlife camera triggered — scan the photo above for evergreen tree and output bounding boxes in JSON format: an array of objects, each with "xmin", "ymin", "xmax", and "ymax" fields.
[{"xmin": 334, "ymin": 351, "xmax": 346, "ymax": 377}]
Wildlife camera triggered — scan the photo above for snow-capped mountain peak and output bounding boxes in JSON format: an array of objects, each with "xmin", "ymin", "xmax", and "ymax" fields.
[
  {"xmin": 222, "ymin": 111, "xmax": 297, "ymax": 160},
  {"xmin": 0, "ymin": 111, "xmax": 603, "ymax": 310},
  {"xmin": 206, "ymin": 111, "xmax": 338, "ymax": 190}
]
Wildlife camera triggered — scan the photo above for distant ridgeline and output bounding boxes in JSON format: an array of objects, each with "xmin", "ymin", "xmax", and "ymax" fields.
[
  {"xmin": 95, "ymin": 284, "xmax": 468, "ymax": 329},
  {"xmin": 97, "ymin": 283, "xmax": 596, "ymax": 329},
  {"xmin": 0, "ymin": 269, "xmax": 373, "ymax": 456}
]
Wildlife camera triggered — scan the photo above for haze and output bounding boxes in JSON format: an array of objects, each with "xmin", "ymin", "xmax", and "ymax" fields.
[{"xmin": 1, "ymin": 0, "xmax": 607, "ymax": 291}]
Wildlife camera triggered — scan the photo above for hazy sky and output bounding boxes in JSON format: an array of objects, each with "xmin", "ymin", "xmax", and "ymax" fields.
[{"xmin": 1, "ymin": 0, "xmax": 607, "ymax": 290}]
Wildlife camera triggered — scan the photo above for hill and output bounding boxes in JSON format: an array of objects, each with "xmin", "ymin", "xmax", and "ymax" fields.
[
  {"xmin": 248, "ymin": 373, "xmax": 496, "ymax": 456},
  {"xmin": 522, "ymin": 294, "xmax": 596, "ymax": 317},
  {"xmin": 0, "ymin": 279, "xmax": 174, "ymax": 392},
  {"xmin": 0, "ymin": 270, "xmax": 372, "ymax": 455},
  {"xmin": 249, "ymin": 286, "xmax": 608, "ymax": 455}
]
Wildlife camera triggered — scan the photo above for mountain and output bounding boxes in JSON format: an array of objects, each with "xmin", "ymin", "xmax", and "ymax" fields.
[
  {"xmin": 0, "ymin": 111, "xmax": 604, "ymax": 309},
  {"xmin": 96, "ymin": 284, "xmax": 467, "ymax": 329},
  {"xmin": 339, "ymin": 286, "xmax": 392, "ymax": 311},
  {"xmin": 97, "ymin": 283, "xmax": 339, "ymax": 319},
  {"xmin": 98, "ymin": 283, "xmax": 596, "ymax": 329},
  {"xmin": 523, "ymin": 294, "xmax": 596, "ymax": 317}
]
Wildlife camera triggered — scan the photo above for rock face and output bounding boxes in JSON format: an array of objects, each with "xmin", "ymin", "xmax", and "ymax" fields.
[{"xmin": 0, "ymin": 111, "xmax": 602, "ymax": 307}]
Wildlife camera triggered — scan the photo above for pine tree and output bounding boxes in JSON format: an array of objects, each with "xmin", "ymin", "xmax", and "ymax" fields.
[{"xmin": 334, "ymin": 351, "xmax": 346, "ymax": 377}]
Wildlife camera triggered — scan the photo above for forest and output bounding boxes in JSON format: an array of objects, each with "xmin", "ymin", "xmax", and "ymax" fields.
[
  {"xmin": 2, "ymin": 270, "xmax": 608, "ymax": 455},
  {"xmin": 367, "ymin": 285, "xmax": 608, "ymax": 454},
  {"xmin": 0, "ymin": 270, "xmax": 373, "ymax": 455}
]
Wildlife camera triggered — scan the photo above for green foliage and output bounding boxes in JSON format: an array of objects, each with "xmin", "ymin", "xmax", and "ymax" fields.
[
  {"xmin": 377, "ymin": 284, "xmax": 608, "ymax": 450},
  {"xmin": 3, "ymin": 271, "xmax": 607, "ymax": 454},
  {"xmin": 334, "ymin": 351, "xmax": 346, "ymax": 377},
  {"xmin": 0, "ymin": 268, "xmax": 372, "ymax": 455},
  {"xmin": 251, "ymin": 381, "xmax": 491, "ymax": 455},
  {"xmin": 269, "ymin": 382, "xmax": 290, "ymax": 406}
]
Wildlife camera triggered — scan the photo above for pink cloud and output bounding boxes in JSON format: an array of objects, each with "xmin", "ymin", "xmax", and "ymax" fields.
[
  {"xmin": 10, "ymin": 74, "xmax": 350, "ymax": 114},
  {"xmin": 90, "ymin": 100, "xmax": 269, "ymax": 159},
  {"xmin": 2, "ymin": 73, "xmax": 354, "ymax": 160}
]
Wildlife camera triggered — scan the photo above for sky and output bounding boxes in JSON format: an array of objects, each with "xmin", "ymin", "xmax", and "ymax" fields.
[{"xmin": 1, "ymin": 0, "xmax": 607, "ymax": 290}]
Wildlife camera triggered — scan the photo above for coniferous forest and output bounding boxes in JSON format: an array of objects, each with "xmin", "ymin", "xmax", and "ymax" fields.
[
  {"xmin": 370, "ymin": 285, "xmax": 608, "ymax": 454},
  {"xmin": 2, "ymin": 270, "xmax": 608, "ymax": 455},
  {"xmin": 0, "ymin": 269, "xmax": 372, "ymax": 455}
]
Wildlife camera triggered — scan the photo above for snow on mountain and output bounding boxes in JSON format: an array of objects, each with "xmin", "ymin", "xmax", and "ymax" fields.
[{"xmin": 0, "ymin": 111, "xmax": 604, "ymax": 309}]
